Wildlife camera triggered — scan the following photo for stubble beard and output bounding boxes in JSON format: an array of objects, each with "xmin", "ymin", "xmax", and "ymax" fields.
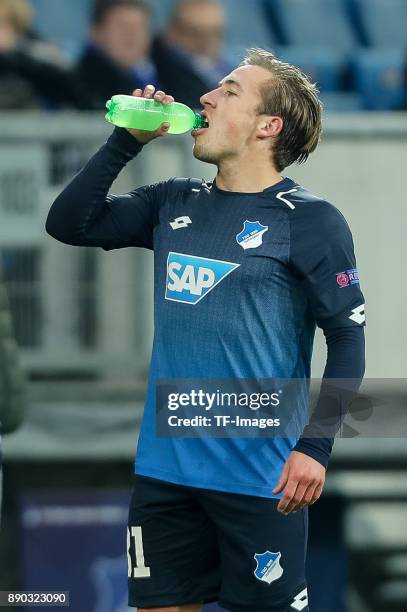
[
  {"xmin": 192, "ymin": 139, "xmax": 235, "ymax": 166},
  {"xmin": 193, "ymin": 139, "xmax": 219, "ymax": 165}
]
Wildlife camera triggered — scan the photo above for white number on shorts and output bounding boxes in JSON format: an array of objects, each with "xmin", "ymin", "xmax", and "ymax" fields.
[
  {"xmin": 291, "ymin": 587, "xmax": 308, "ymax": 610},
  {"xmin": 127, "ymin": 526, "xmax": 151, "ymax": 578}
]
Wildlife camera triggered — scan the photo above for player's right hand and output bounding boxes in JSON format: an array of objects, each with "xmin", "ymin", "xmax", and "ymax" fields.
[{"xmin": 127, "ymin": 85, "xmax": 174, "ymax": 144}]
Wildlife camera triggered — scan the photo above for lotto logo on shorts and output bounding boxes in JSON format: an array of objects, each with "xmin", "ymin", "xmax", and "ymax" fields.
[
  {"xmin": 291, "ymin": 587, "xmax": 308, "ymax": 610},
  {"xmin": 165, "ymin": 252, "xmax": 239, "ymax": 305}
]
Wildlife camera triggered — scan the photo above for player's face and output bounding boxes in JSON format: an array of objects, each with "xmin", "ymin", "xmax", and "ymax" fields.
[
  {"xmin": 167, "ymin": 1, "xmax": 225, "ymax": 61},
  {"xmin": 192, "ymin": 65, "xmax": 271, "ymax": 165},
  {"xmin": 0, "ymin": 5, "xmax": 19, "ymax": 51},
  {"xmin": 92, "ymin": 7, "xmax": 151, "ymax": 69}
]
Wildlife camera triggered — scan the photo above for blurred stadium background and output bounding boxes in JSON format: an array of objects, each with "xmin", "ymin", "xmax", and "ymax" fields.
[{"xmin": 0, "ymin": 1, "xmax": 406, "ymax": 611}]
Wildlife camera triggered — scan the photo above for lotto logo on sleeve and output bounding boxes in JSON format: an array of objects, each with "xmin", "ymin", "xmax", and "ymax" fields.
[
  {"xmin": 336, "ymin": 268, "xmax": 360, "ymax": 288},
  {"xmin": 166, "ymin": 252, "xmax": 240, "ymax": 304}
]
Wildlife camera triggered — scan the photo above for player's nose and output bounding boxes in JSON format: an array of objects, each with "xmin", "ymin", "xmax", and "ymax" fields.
[{"xmin": 200, "ymin": 88, "xmax": 217, "ymax": 108}]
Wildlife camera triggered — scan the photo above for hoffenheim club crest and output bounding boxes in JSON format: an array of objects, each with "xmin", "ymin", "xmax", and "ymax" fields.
[
  {"xmin": 236, "ymin": 220, "xmax": 268, "ymax": 250},
  {"xmin": 253, "ymin": 551, "xmax": 284, "ymax": 585}
]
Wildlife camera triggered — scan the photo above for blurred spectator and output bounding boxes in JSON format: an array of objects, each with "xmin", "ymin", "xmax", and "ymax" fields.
[
  {"xmin": 0, "ymin": 267, "xmax": 26, "ymax": 524},
  {"xmin": 75, "ymin": 0, "xmax": 159, "ymax": 109},
  {"xmin": 0, "ymin": 0, "xmax": 83, "ymax": 109},
  {"xmin": 151, "ymin": 0, "xmax": 234, "ymax": 108}
]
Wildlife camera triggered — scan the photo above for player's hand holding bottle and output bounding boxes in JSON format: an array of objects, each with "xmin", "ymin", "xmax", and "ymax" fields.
[{"xmin": 126, "ymin": 85, "xmax": 174, "ymax": 144}]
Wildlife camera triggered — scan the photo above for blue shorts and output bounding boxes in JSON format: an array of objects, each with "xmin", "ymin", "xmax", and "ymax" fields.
[{"xmin": 127, "ymin": 475, "xmax": 309, "ymax": 611}]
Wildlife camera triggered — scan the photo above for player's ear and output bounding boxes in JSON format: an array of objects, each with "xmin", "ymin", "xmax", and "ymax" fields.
[{"xmin": 257, "ymin": 116, "xmax": 283, "ymax": 140}]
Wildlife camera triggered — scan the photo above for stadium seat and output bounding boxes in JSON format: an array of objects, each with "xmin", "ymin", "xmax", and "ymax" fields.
[
  {"xmin": 351, "ymin": 0, "xmax": 407, "ymax": 47},
  {"xmin": 320, "ymin": 92, "xmax": 363, "ymax": 111},
  {"xmin": 224, "ymin": 45, "xmax": 252, "ymax": 67},
  {"xmin": 220, "ymin": 0, "xmax": 277, "ymax": 49},
  {"xmin": 276, "ymin": 46, "xmax": 345, "ymax": 92},
  {"xmin": 30, "ymin": 0, "xmax": 92, "ymax": 58},
  {"xmin": 147, "ymin": 0, "xmax": 176, "ymax": 31},
  {"xmin": 264, "ymin": 0, "xmax": 360, "ymax": 50},
  {"xmin": 352, "ymin": 49, "xmax": 407, "ymax": 110}
]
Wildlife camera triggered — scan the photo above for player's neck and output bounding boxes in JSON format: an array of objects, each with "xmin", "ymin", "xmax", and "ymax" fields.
[{"xmin": 216, "ymin": 157, "xmax": 283, "ymax": 194}]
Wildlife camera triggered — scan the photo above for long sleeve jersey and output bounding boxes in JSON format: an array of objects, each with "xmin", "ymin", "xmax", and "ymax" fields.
[{"xmin": 46, "ymin": 128, "xmax": 365, "ymax": 498}]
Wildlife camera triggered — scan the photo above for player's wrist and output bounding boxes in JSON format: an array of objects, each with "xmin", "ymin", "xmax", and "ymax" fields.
[
  {"xmin": 293, "ymin": 439, "xmax": 331, "ymax": 469},
  {"xmin": 107, "ymin": 127, "xmax": 145, "ymax": 157}
]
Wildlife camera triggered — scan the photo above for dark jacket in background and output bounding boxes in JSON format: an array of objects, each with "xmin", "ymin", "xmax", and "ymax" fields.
[
  {"xmin": 74, "ymin": 44, "xmax": 160, "ymax": 110},
  {"xmin": 0, "ymin": 274, "xmax": 26, "ymax": 526},
  {"xmin": 0, "ymin": 41, "xmax": 85, "ymax": 110},
  {"xmin": 151, "ymin": 35, "xmax": 209, "ymax": 109},
  {"xmin": 0, "ymin": 278, "xmax": 26, "ymax": 437}
]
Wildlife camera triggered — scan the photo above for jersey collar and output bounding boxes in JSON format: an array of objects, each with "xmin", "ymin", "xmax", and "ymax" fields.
[{"xmin": 211, "ymin": 176, "xmax": 297, "ymax": 197}]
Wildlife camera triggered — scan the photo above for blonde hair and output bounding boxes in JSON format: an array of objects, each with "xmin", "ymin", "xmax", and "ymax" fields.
[
  {"xmin": 0, "ymin": 0, "xmax": 33, "ymax": 32},
  {"xmin": 239, "ymin": 47, "xmax": 323, "ymax": 172}
]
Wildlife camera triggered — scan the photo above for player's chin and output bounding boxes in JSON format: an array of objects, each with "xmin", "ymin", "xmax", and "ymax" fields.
[{"xmin": 192, "ymin": 143, "xmax": 216, "ymax": 164}]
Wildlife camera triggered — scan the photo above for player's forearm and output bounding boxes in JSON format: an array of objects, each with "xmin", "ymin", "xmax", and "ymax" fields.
[
  {"xmin": 294, "ymin": 326, "xmax": 366, "ymax": 467},
  {"xmin": 45, "ymin": 128, "xmax": 143, "ymax": 246}
]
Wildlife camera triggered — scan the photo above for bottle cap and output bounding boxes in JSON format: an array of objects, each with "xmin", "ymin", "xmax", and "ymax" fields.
[
  {"xmin": 193, "ymin": 113, "xmax": 207, "ymax": 129},
  {"xmin": 105, "ymin": 98, "xmax": 115, "ymax": 123}
]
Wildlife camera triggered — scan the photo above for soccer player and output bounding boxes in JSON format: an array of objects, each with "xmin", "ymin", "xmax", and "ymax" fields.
[{"xmin": 46, "ymin": 48, "xmax": 365, "ymax": 612}]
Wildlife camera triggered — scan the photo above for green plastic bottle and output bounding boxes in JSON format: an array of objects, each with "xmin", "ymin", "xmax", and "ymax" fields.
[{"xmin": 105, "ymin": 95, "xmax": 207, "ymax": 134}]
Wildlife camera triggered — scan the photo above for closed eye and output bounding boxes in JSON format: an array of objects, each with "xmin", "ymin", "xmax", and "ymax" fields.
[{"xmin": 225, "ymin": 90, "xmax": 237, "ymax": 96}]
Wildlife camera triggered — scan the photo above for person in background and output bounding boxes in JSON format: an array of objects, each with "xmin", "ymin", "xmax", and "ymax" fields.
[
  {"xmin": 0, "ymin": 267, "xmax": 26, "ymax": 525},
  {"xmin": 152, "ymin": 0, "xmax": 234, "ymax": 108},
  {"xmin": 0, "ymin": 0, "xmax": 83, "ymax": 109},
  {"xmin": 75, "ymin": 0, "xmax": 159, "ymax": 110}
]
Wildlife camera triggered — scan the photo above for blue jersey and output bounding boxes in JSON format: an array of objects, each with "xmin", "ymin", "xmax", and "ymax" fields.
[{"xmin": 46, "ymin": 128, "xmax": 365, "ymax": 498}]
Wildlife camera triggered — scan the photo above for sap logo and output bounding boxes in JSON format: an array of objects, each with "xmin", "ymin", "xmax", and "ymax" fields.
[
  {"xmin": 236, "ymin": 220, "xmax": 268, "ymax": 250},
  {"xmin": 166, "ymin": 252, "xmax": 239, "ymax": 305},
  {"xmin": 253, "ymin": 550, "xmax": 284, "ymax": 585}
]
